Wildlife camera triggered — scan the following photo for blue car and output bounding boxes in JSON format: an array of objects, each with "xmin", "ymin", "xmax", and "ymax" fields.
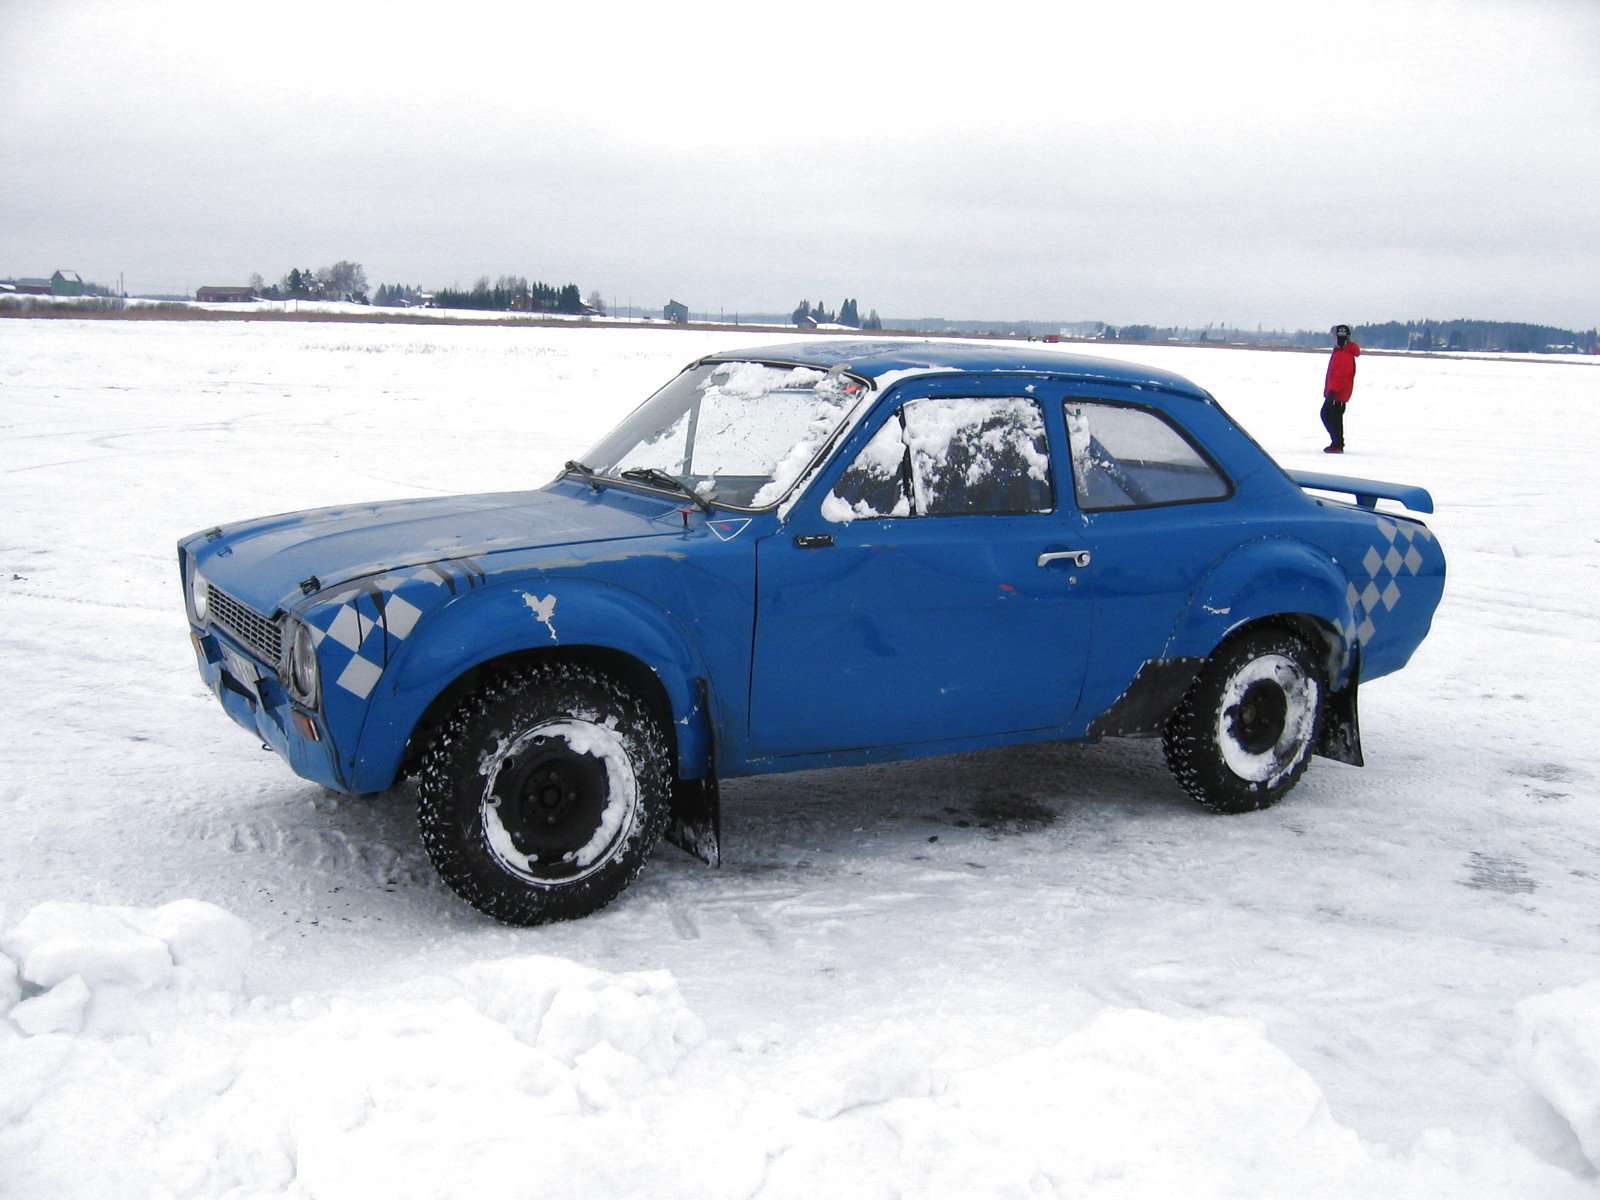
[{"xmin": 179, "ymin": 340, "xmax": 1445, "ymax": 924}]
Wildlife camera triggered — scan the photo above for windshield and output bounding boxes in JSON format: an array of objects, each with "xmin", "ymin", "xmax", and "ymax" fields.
[{"xmin": 581, "ymin": 360, "xmax": 870, "ymax": 509}]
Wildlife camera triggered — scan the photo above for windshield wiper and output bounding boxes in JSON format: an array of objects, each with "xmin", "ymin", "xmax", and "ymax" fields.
[
  {"xmin": 564, "ymin": 460, "xmax": 603, "ymax": 492},
  {"xmin": 619, "ymin": 467, "xmax": 712, "ymax": 511}
]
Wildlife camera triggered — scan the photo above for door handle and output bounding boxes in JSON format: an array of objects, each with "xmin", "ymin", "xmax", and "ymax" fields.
[{"xmin": 1038, "ymin": 550, "xmax": 1091, "ymax": 568}]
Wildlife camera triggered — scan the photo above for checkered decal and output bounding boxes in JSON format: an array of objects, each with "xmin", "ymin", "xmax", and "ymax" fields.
[
  {"xmin": 307, "ymin": 566, "xmax": 456, "ymax": 699},
  {"xmin": 1341, "ymin": 516, "xmax": 1435, "ymax": 648}
]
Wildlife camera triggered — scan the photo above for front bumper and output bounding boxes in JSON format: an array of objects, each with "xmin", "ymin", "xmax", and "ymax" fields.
[{"xmin": 191, "ymin": 625, "xmax": 350, "ymax": 792}]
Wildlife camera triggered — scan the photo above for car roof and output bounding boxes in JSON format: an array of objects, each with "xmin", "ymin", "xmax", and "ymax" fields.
[{"xmin": 698, "ymin": 338, "xmax": 1211, "ymax": 398}]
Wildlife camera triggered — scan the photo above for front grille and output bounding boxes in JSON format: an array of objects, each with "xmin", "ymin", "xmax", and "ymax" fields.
[{"xmin": 208, "ymin": 585, "xmax": 282, "ymax": 665}]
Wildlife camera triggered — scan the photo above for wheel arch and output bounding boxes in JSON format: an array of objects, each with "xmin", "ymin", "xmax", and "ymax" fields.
[
  {"xmin": 1160, "ymin": 538, "xmax": 1364, "ymax": 767},
  {"xmin": 347, "ymin": 580, "xmax": 715, "ymax": 794},
  {"xmin": 1165, "ymin": 536, "xmax": 1358, "ymax": 687}
]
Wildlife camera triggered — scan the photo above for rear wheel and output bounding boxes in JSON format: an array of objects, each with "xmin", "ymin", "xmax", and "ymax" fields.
[
  {"xmin": 1163, "ymin": 628, "xmax": 1324, "ymax": 814},
  {"xmin": 418, "ymin": 662, "xmax": 672, "ymax": 925}
]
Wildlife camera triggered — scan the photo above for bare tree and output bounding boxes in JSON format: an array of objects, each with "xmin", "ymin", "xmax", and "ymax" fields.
[{"xmin": 318, "ymin": 261, "xmax": 368, "ymax": 303}]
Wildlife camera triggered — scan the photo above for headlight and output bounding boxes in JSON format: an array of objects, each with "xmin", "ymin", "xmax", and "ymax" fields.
[
  {"xmin": 286, "ymin": 619, "xmax": 321, "ymax": 704},
  {"xmin": 189, "ymin": 566, "xmax": 210, "ymax": 624}
]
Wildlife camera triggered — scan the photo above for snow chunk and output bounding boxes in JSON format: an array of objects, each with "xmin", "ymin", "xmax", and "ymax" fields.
[
  {"xmin": 0, "ymin": 948, "xmax": 19, "ymax": 1012},
  {"xmin": 10, "ymin": 974, "xmax": 91, "ymax": 1036},
  {"xmin": 134, "ymin": 899, "xmax": 254, "ymax": 992},
  {"xmin": 3, "ymin": 902, "xmax": 176, "ymax": 991},
  {"xmin": 0, "ymin": 900, "xmax": 253, "ymax": 1036},
  {"xmin": 789, "ymin": 1023, "xmax": 934, "ymax": 1118},
  {"xmin": 455, "ymin": 955, "xmax": 705, "ymax": 1075},
  {"xmin": 1516, "ymin": 979, "xmax": 1600, "ymax": 1170}
]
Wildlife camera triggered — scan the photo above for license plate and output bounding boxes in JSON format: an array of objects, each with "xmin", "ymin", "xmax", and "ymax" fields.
[{"xmin": 221, "ymin": 645, "xmax": 261, "ymax": 690}]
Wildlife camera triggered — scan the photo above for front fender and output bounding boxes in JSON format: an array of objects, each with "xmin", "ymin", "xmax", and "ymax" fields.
[
  {"xmin": 1165, "ymin": 536, "xmax": 1355, "ymax": 683},
  {"xmin": 348, "ymin": 577, "xmax": 713, "ymax": 793}
]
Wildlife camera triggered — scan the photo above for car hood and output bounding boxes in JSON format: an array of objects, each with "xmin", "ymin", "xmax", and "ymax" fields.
[{"xmin": 186, "ymin": 486, "xmax": 678, "ymax": 614}]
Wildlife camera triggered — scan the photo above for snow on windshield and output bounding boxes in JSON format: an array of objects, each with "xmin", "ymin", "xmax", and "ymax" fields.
[
  {"xmin": 734, "ymin": 365, "xmax": 860, "ymax": 508},
  {"xmin": 592, "ymin": 361, "xmax": 866, "ymax": 509}
]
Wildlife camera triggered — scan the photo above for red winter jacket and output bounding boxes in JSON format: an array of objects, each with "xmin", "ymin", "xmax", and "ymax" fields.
[{"xmin": 1324, "ymin": 341, "xmax": 1361, "ymax": 404}]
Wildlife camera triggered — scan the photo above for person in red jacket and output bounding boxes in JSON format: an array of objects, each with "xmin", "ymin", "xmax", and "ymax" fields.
[{"xmin": 1321, "ymin": 324, "xmax": 1361, "ymax": 453}]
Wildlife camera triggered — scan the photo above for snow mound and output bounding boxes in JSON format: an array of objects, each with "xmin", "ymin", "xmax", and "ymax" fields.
[
  {"xmin": 760, "ymin": 1008, "xmax": 1591, "ymax": 1200},
  {"xmin": 1517, "ymin": 979, "xmax": 1600, "ymax": 1170},
  {"xmin": 0, "ymin": 900, "xmax": 713, "ymax": 1199},
  {"xmin": 1, "ymin": 900, "xmax": 1592, "ymax": 1198}
]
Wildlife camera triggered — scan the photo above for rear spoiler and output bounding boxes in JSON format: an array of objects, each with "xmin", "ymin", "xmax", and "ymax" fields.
[{"xmin": 1287, "ymin": 469, "xmax": 1434, "ymax": 514}]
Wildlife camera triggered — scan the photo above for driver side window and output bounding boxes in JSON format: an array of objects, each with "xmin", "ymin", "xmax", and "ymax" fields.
[{"xmin": 824, "ymin": 395, "xmax": 1053, "ymax": 522}]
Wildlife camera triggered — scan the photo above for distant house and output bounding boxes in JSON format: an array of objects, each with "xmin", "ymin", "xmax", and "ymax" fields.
[
  {"xmin": 196, "ymin": 286, "xmax": 256, "ymax": 303},
  {"xmin": 51, "ymin": 270, "xmax": 85, "ymax": 296},
  {"xmin": 663, "ymin": 300, "xmax": 689, "ymax": 324},
  {"xmin": 10, "ymin": 278, "xmax": 53, "ymax": 295}
]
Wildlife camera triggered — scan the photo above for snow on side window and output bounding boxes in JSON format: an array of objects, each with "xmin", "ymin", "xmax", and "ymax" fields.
[
  {"xmin": 824, "ymin": 417, "xmax": 912, "ymax": 523},
  {"xmin": 904, "ymin": 396, "xmax": 1053, "ymax": 517},
  {"xmin": 828, "ymin": 396, "xmax": 1052, "ymax": 522}
]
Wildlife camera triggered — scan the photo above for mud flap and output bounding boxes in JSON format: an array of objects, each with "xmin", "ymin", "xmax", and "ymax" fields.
[
  {"xmin": 667, "ymin": 775, "xmax": 721, "ymax": 867},
  {"xmin": 1315, "ymin": 672, "xmax": 1363, "ymax": 766}
]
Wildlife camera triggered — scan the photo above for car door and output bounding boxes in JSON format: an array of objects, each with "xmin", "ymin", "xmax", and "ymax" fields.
[
  {"xmin": 747, "ymin": 381, "xmax": 1093, "ymax": 758},
  {"xmin": 1055, "ymin": 393, "xmax": 1243, "ymax": 717}
]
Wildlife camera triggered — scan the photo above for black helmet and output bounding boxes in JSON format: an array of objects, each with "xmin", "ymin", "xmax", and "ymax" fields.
[{"xmin": 1332, "ymin": 324, "xmax": 1351, "ymax": 338}]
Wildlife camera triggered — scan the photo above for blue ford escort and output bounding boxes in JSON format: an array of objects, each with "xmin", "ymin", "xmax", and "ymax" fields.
[{"xmin": 180, "ymin": 339, "xmax": 1445, "ymax": 924}]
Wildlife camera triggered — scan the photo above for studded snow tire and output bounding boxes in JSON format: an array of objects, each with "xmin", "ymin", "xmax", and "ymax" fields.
[
  {"xmin": 418, "ymin": 662, "xmax": 672, "ymax": 925},
  {"xmin": 1162, "ymin": 628, "xmax": 1325, "ymax": 815}
]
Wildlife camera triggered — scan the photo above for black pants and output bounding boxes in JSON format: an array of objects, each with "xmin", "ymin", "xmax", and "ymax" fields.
[{"xmin": 1320, "ymin": 396, "xmax": 1345, "ymax": 449}]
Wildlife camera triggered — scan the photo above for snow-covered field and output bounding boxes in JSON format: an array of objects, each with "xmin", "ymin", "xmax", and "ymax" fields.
[{"xmin": 2, "ymin": 317, "xmax": 1598, "ymax": 1198}]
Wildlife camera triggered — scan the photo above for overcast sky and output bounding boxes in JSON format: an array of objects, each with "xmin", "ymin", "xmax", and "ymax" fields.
[{"xmin": 3, "ymin": 0, "xmax": 1597, "ymax": 330}]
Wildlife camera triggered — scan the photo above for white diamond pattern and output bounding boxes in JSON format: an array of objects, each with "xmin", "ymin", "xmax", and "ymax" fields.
[
  {"xmin": 308, "ymin": 567, "xmax": 454, "ymax": 699},
  {"xmin": 1346, "ymin": 517, "xmax": 1432, "ymax": 648}
]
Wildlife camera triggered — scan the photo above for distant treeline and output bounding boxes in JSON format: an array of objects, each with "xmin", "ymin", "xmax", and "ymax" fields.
[
  {"xmin": 790, "ymin": 298, "xmax": 883, "ymax": 329},
  {"xmin": 1351, "ymin": 319, "xmax": 1599, "ymax": 354},
  {"xmin": 428, "ymin": 276, "xmax": 583, "ymax": 314},
  {"xmin": 1093, "ymin": 319, "xmax": 1598, "ymax": 353},
  {"xmin": 245, "ymin": 264, "xmax": 591, "ymax": 315},
  {"xmin": 253, "ymin": 262, "xmax": 368, "ymax": 302}
]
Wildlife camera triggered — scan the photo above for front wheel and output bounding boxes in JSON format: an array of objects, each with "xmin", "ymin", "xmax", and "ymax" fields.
[
  {"xmin": 1162, "ymin": 628, "xmax": 1324, "ymax": 814},
  {"xmin": 418, "ymin": 663, "xmax": 672, "ymax": 925}
]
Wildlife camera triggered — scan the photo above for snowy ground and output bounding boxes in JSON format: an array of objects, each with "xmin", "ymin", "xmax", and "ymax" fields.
[{"xmin": 2, "ymin": 317, "xmax": 1598, "ymax": 1198}]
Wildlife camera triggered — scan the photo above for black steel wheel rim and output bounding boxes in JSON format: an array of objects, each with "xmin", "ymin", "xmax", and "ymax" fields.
[
  {"xmin": 1227, "ymin": 678, "xmax": 1289, "ymax": 755},
  {"xmin": 489, "ymin": 734, "xmax": 611, "ymax": 874}
]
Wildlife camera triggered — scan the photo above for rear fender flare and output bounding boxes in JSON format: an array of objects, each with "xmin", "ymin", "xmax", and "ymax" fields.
[{"xmin": 1166, "ymin": 537, "xmax": 1356, "ymax": 685}]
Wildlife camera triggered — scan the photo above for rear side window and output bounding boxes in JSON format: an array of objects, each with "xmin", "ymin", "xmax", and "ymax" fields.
[
  {"xmin": 1064, "ymin": 401, "xmax": 1229, "ymax": 511},
  {"xmin": 825, "ymin": 395, "xmax": 1053, "ymax": 522}
]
